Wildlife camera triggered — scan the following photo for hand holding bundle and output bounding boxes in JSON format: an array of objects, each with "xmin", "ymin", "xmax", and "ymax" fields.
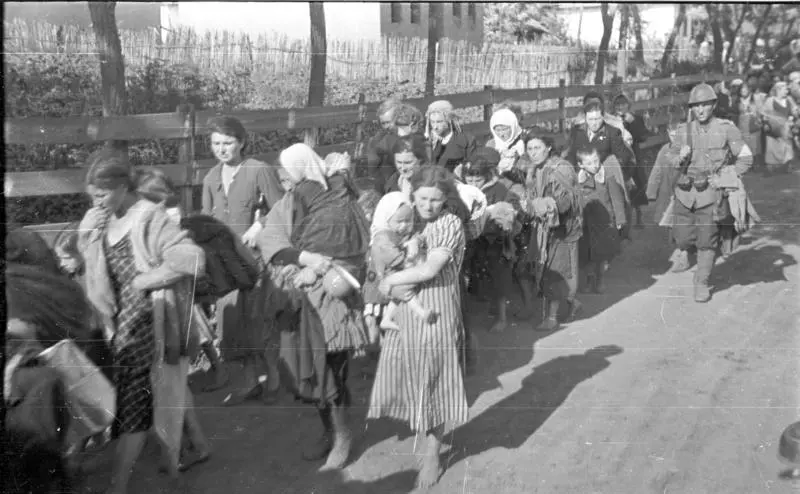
[{"xmin": 485, "ymin": 201, "xmax": 517, "ymax": 232}]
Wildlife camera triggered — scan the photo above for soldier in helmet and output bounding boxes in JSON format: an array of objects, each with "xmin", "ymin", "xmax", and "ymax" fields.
[{"xmin": 669, "ymin": 82, "xmax": 753, "ymax": 302}]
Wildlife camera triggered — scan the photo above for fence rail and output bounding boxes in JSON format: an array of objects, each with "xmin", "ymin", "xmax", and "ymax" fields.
[{"xmin": 8, "ymin": 71, "xmax": 737, "ymax": 241}]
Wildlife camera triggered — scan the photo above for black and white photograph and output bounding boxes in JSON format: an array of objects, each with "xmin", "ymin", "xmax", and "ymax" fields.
[{"xmin": 3, "ymin": 2, "xmax": 800, "ymax": 493}]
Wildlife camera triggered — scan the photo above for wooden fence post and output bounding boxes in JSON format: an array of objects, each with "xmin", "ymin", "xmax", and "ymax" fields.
[
  {"xmin": 483, "ymin": 84, "xmax": 494, "ymax": 122},
  {"xmin": 176, "ymin": 103, "xmax": 196, "ymax": 213},
  {"xmin": 353, "ymin": 92, "xmax": 367, "ymax": 177},
  {"xmin": 558, "ymin": 78, "xmax": 566, "ymax": 135}
]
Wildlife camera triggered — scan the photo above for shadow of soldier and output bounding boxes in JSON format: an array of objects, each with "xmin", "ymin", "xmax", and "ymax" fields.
[
  {"xmin": 442, "ymin": 345, "xmax": 624, "ymax": 468},
  {"xmin": 711, "ymin": 243, "xmax": 797, "ymax": 294}
]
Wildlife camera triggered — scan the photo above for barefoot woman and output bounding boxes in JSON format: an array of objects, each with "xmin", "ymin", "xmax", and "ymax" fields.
[{"xmin": 368, "ymin": 166, "xmax": 469, "ymax": 488}]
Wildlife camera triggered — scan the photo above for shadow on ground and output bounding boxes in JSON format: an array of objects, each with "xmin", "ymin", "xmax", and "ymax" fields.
[
  {"xmin": 712, "ymin": 243, "xmax": 797, "ymax": 295},
  {"xmin": 443, "ymin": 345, "xmax": 624, "ymax": 467}
]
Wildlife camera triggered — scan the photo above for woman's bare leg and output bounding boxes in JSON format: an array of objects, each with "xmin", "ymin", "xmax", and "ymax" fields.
[
  {"xmin": 319, "ymin": 403, "xmax": 352, "ymax": 471},
  {"xmin": 489, "ymin": 297, "xmax": 508, "ymax": 332},
  {"xmin": 418, "ymin": 426, "xmax": 444, "ymax": 488},
  {"xmin": 107, "ymin": 432, "xmax": 147, "ymax": 494},
  {"xmin": 201, "ymin": 342, "xmax": 229, "ymax": 392}
]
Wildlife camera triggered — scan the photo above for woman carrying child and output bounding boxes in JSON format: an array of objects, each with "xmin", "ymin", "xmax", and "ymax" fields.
[
  {"xmin": 368, "ymin": 166, "xmax": 468, "ymax": 489},
  {"xmin": 522, "ymin": 133, "xmax": 584, "ymax": 332},
  {"xmin": 370, "ymin": 192, "xmax": 438, "ymax": 331},
  {"xmin": 574, "ymin": 147, "xmax": 628, "ymax": 294},
  {"xmin": 258, "ymin": 143, "xmax": 370, "ymax": 471}
]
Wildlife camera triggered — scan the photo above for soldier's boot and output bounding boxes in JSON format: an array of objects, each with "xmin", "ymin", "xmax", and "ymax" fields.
[
  {"xmin": 693, "ymin": 249, "xmax": 715, "ymax": 303},
  {"xmin": 670, "ymin": 249, "xmax": 691, "ymax": 273}
]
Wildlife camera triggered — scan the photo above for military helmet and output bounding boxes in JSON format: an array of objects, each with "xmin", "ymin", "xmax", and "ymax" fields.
[{"xmin": 688, "ymin": 83, "xmax": 717, "ymax": 105}]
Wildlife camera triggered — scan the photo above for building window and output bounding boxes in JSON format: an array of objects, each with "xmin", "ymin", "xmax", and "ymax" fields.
[
  {"xmin": 452, "ymin": 3, "xmax": 461, "ymax": 19},
  {"xmin": 390, "ymin": 3, "xmax": 402, "ymax": 24},
  {"xmin": 410, "ymin": 3, "xmax": 421, "ymax": 24},
  {"xmin": 468, "ymin": 4, "xmax": 476, "ymax": 27}
]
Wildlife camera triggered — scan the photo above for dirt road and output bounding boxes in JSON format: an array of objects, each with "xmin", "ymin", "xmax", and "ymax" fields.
[{"xmin": 92, "ymin": 169, "xmax": 799, "ymax": 494}]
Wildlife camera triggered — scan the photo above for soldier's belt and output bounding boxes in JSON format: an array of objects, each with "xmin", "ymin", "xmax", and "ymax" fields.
[{"xmin": 676, "ymin": 175, "xmax": 710, "ymax": 192}]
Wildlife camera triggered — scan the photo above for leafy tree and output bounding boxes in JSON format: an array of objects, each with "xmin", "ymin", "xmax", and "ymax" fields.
[{"xmin": 484, "ymin": 3, "xmax": 567, "ymax": 43}]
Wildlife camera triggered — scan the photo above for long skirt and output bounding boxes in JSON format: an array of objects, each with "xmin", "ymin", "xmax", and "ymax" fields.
[{"xmin": 217, "ymin": 274, "xmax": 269, "ymax": 362}]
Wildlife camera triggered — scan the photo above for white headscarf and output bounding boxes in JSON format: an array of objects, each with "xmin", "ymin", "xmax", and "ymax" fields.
[
  {"xmin": 279, "ymin": 143, "xmax": 329, "ymax": 190},
  {"xmin": 370, "ymin": 191, "xmax": 411, "ymax": 243},
  {"xmin": 489, "ymin": 109, "xmax": 523, "ymax": 153}
]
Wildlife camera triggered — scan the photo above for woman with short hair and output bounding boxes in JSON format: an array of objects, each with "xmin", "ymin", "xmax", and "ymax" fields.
[
  {"xmin": 79, "ymin": 153, "xmax": 206, "ymax": 494},
  {"xmin": 201, "ymin": 116, "xmax": 285, "ymax": 406}
]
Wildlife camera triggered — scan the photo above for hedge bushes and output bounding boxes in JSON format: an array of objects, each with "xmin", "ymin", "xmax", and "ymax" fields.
[{"xmin": 7, "ymin": 54, "xmax": 474, "ymax": 225}]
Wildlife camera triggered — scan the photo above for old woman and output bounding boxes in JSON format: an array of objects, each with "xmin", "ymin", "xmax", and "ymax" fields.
[
  {"xmin": 258, "ymin": 143, "xmax": 370, "ymax": 471},
  {"xmin": 424, "ymin": 99, "xmax": 477, "ymax": 172}
]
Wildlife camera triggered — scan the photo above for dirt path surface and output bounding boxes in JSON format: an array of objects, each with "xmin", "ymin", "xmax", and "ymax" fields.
[{"xmin": 87, "ymin": 169, "xmax": 799, "ymax": 494}]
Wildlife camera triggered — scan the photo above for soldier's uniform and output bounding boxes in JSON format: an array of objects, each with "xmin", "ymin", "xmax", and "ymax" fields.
[{"xmin": 670, "ymin": 83, "xmax": 753, "ymax": 302}]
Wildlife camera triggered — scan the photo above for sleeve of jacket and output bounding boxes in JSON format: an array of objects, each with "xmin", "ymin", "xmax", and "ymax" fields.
[
  {"xmin": 201, "ymin": 175, "xmax": 213, "ymax": 216},
  {"xmin": 646, "ymin": 145, "xmax": 668, "ymax": 201},
  {"xmin": 565, "ymin": 127, "xmax": 580, "ymax": 164},
  {"xmin": 256, "ymin": 163, "xmax": 285, "ymax": 210},
  {"xmin": 464, "ymin": 133, "xmax": 478, "ymax": 164},
  {"xmin": 607, "ymin": 176, "xmax": 628, "ymax": 227},
  {"xmin": 721, "ymin": 120, "xmax": 753, "ymax": 176},
  {"xmin": 608, "ymin": 126, "xmax": 636, "ymax": 180}
]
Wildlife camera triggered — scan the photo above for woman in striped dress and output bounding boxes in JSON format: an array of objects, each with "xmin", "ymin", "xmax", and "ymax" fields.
[{"xmin": 368, "ymin": 165, "xmax": 468, "ymax": 489}]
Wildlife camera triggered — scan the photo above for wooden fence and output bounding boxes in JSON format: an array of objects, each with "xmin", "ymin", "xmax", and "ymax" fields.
[
  {"xmin": 6, "ymin": 72, "xmax": 738, "ymax": 243},
  {"xmin": 4, "ymin": 20, "xmax": 582, "ymax": 88}
]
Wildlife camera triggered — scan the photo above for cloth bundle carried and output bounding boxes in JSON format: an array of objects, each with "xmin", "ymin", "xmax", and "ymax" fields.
[
  {"xmin": 38, "ymin": 339, "xmax": 116, "ymax": 441},
  {"xmin": 485, "ymin": 201, "xmax": 517, "ymax": 232}
]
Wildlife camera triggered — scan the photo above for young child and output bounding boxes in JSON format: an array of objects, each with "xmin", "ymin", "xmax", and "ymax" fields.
[
  {"xmin": 575, "ymin": 147, "xmax": 627, "ymax": 293},
  {"xmin": 462, "ymin": 148, "xmax": 521, "ymax": 333},
  {"xmin": 370, "ymin": 191, "xmax": 437, "ymax": 331},
  {"xmin": 358, "ymin": 189, "xmax": 386, "ymax": 344}
]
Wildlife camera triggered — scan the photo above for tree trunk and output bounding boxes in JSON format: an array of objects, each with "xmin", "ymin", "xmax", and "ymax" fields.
[
  {"xmin": 660, "ymin": 4, "xmax": 687, "ymax": 74},
  {"xmin": 706, "ymin": 5, "xmax": 724, "ymax": 72},
  {"xmin": 88, "ymin": 1, "xmax": 127, "ymax": 154},
  {"xmin": 725, "ymin": 5, "xmax": 750, "ymax": 65},
  {"xmin": 425, "ymin": 3, "xmax": 442, "ymax": 97},
  {"xmin": 745, "ymin": 5, "xmax": 773, "ymax": 67},
  {"xmin": 617, "ymin": 4, "xmax": 630, "ymax": 80},
  {"xmin": 308, "ymin": 2, "xmax": 326, "ymax": 107},
  {"xmin": 595, "ymin": 3, "xmax": 615, "ymax": 85},
  {"xmin": 631, "ymin": 5, "xmax": 645, "ymax": 65}
]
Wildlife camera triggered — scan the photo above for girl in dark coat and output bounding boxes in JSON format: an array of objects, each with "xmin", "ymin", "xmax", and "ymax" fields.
[
  {"xmin": 575, "ymin": 148, "xmax": 627, "ymax": 293},
  {"xmin": 462, "ymin": 148, "xmax": 520, "ymax": 333}
]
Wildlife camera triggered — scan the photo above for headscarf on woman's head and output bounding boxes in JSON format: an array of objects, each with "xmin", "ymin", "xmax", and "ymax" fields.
[
  {"xmin": 425, "ymin": 100, "xmax": 461, "ymax": 140},
  {"xmin": 279, "ymin": 143, "xmax": 329, "ymax": 190},
  {"xmin": 370, "ymin": 191, "xmax": 411, "ymax": 243},
  {"xmin": 489, "ymin": 109, "xmax": 523, "ymax": 152}
]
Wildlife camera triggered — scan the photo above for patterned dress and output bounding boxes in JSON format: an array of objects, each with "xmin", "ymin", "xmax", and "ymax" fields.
[
  {"xmin": 368, "ymin": 212, "xmax": 468, "ymax": 433},
  {"xmin": 105, "ymin": 234, "xmax": 155, "ymax": 437}
]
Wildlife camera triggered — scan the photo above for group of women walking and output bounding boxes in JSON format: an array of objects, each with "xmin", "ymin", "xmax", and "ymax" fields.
[
  {"xmin": 725, "ymin": 69, "xmax": 800, "ymax": 175},
  {"xmin": 7, "ymin": 74, "xmax": 780, "ymax": 493}
]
